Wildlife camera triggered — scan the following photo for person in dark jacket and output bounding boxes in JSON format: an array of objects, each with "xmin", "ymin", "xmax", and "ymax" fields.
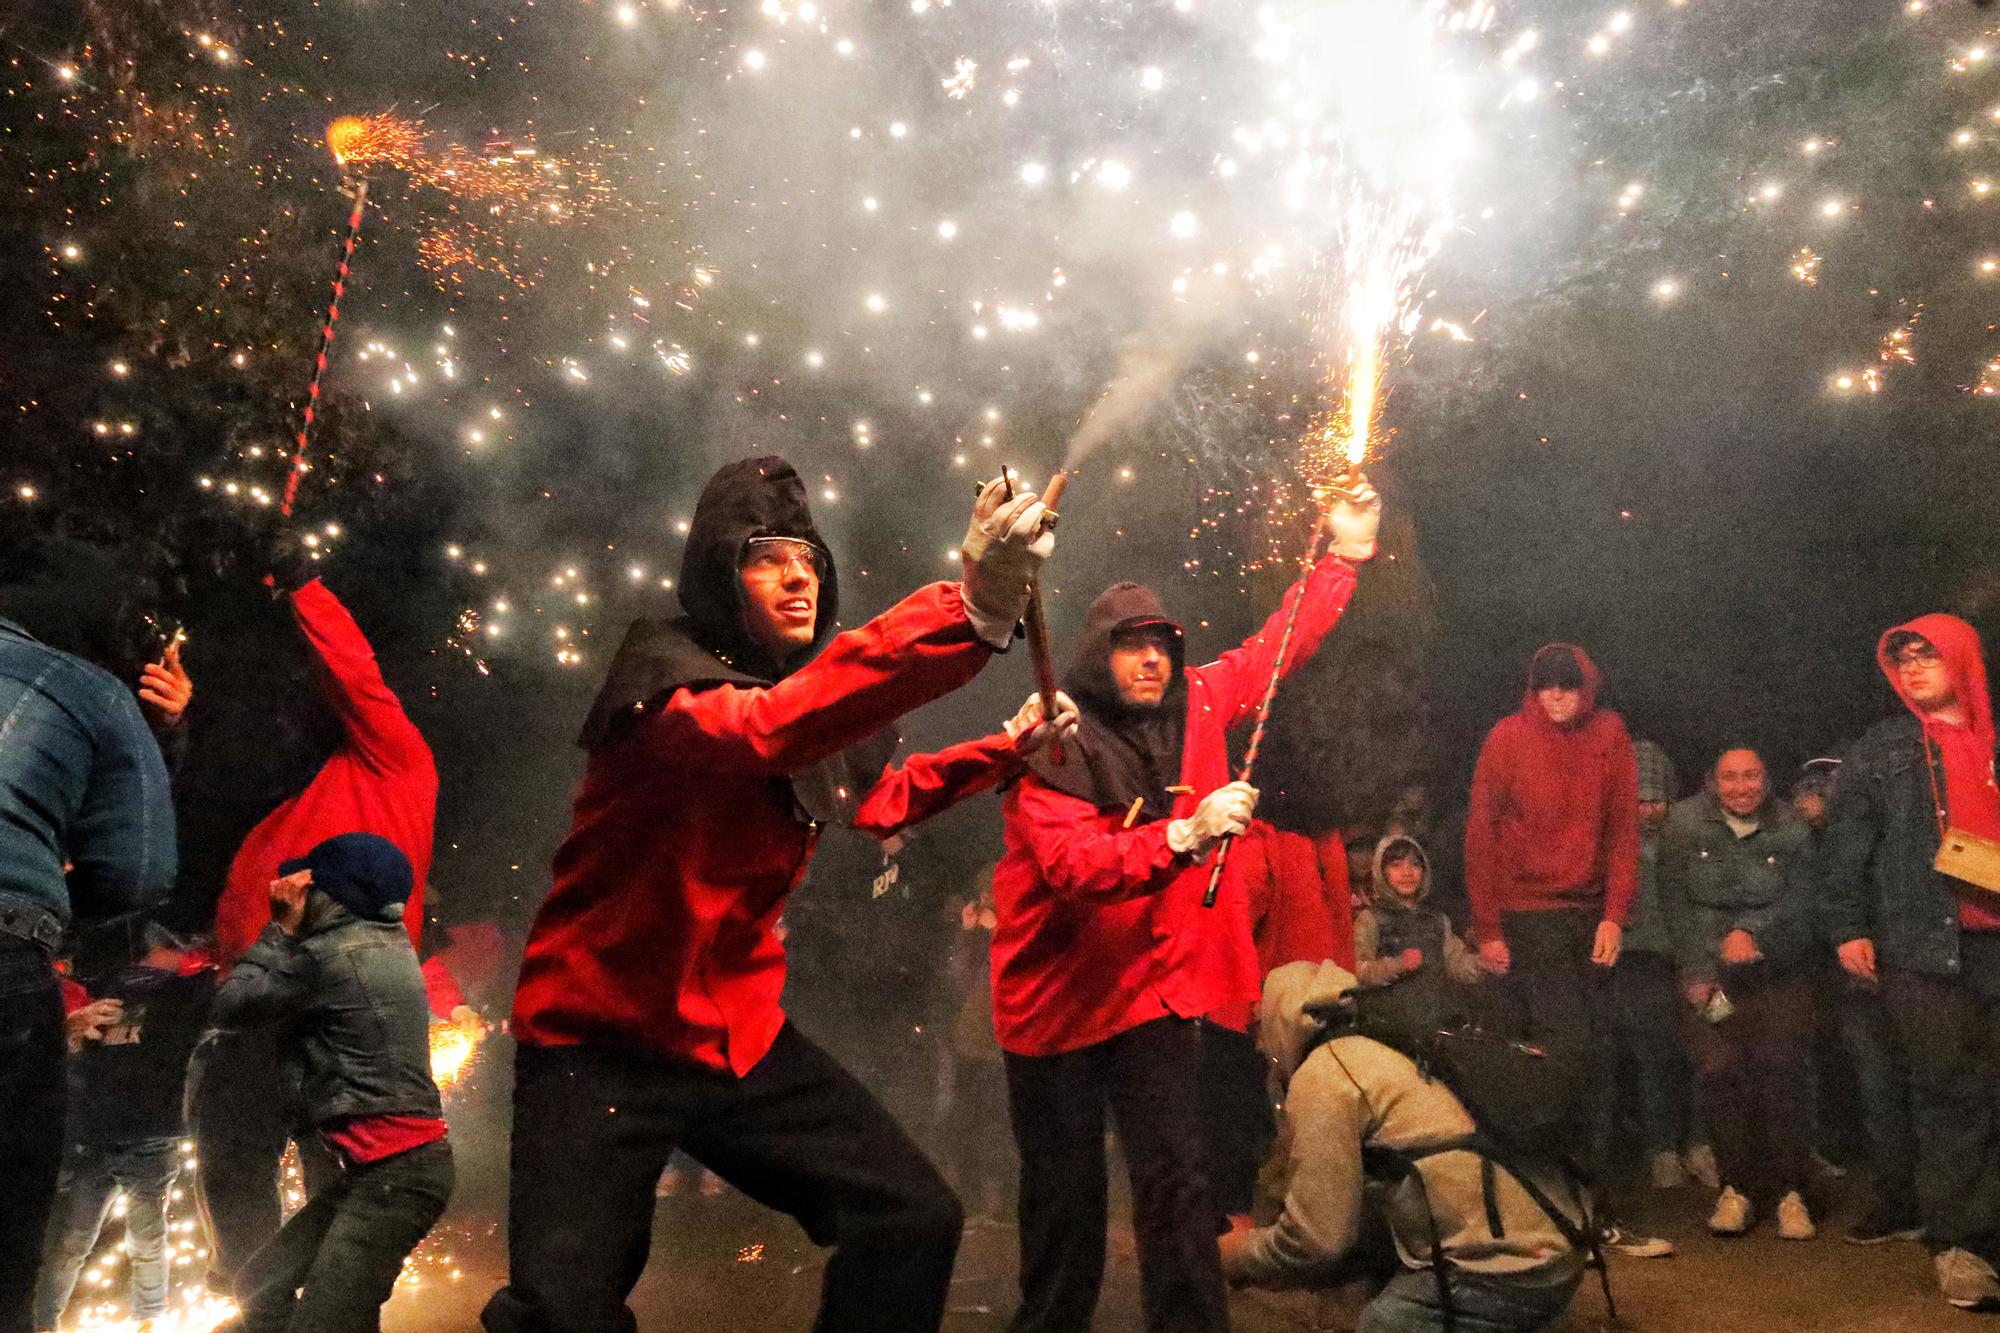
[
  {"xmin": 1661, "ymin": 747, "xmax": 1818, "ymax": 1240},
  {"xmin": 486, "ymin": 459, "xmax": 1071, "ymax": 1333},
  {"xmin": 35, "ymin": 927, "xmax": 214, "ymax": 1331},
  {"xmin": 1822, "ymin": 615, "xmax": 2000, "ymax": 1308},
  {"xmin": 990, "ymin": 486, "xmax": 1378, "ymax": 1333},
  {"xmin": 1463, "ymin": 645, "xmax": 1667, "ymax": 1259},
  {"xmin": 1352, "ymin": 834, "xmax": 1481, "ymax": 1045},
  {"xmin": 211, "ymin": 832, "xmax": 452, "ymax": 1333},
  {"xmin": 0, "ymin": 604, "xmax": 176, "ymax": 1333}
]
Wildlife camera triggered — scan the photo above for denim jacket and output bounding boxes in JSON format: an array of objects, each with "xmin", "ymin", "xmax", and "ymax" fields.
[
  {"xmin": 0, "ymin": 619, "xmax": 175, "ymax": 948},
  {"xmin": 1820, "ymin": 714, "xmax": 1979, "ymax": 977},
  {"xmin": 1660, "ymin": 792, "xmax": 1815, "ymax": 986},
  {"xmin": 211, "ymin": 898, "xmax": 442, "ymax": 1126}
]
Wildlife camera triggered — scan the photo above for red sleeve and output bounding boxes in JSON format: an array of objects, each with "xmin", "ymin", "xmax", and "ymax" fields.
[
  {"xmin": 61, "ymin": 978, "xmax": 92, "ymax": 1015},
  {"xmin": 1464, "ymin": 725, "xmax": 1512, "ymax": 945},
  {"xmin": 1599, "ymin": 718, "xmax": 1640, "ymax": 927},
  {"xmin": 1186, "ymin": 556, "xmax": 1356, "ymax": 732},
  {"xmin": 422, "ymin": 956, "xmax": 466, "ymax": 1019},
  {"xmin": 852, "ymin": 733, "xmax": 1024, "ymax": 837},
  {"xmin": 290, "ymin": 580, "xmax": 435, "ymax": 779},
  {"xmin": 638, "ymin": 583, "xmax": 989, "ymax": 776},
  {"xmin": 1258, "ymin": 830, "xmax": 1343, "ymax": 972},
  {"xmin": 1012, "ymin": 777, "xmax": 1184, "ymax": 905}
]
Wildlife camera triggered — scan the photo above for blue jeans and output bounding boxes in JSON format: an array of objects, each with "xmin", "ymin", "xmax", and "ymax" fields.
[
  {"xmin": 1839, "ymin": 980, "xmax": 1916, "ymax": 1211},
  {"xmin": 34, "ymin": 1137, "xmax": 181, "ymax": 1328},
  {"xmin": 1358, "ymin": 1268, "xmax": 1580, "ymax": 1333}
]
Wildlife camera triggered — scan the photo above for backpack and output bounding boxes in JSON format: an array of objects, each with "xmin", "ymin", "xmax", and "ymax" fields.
[{"xmin": 1299, "ymin": 1008, "xmax": 1621, "ymax": 1332}]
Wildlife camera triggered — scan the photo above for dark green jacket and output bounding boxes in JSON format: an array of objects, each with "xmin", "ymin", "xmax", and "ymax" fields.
[{"xmin": 1660, "ymin": 792, "xmax": 1815, "ymax": 986}]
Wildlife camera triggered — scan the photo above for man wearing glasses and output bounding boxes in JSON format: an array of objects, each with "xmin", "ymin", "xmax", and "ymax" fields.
[
  {"xmin": 1823, "ymin": 615, "xmax": 2000, "ymax": 1310},
  {"xmin": 484, "ymin": 456, "xmax": 1076, "ymax": 1333}
]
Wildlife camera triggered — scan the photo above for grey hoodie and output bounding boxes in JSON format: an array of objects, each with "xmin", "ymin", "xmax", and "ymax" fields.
[
  {"xmin": 1354, "ymin": 835, "xmax": 1481, "ymax": 990},
  {"xmin": 1224, "ymin": 961, "xmax": 1585, "ymax": 1289}
]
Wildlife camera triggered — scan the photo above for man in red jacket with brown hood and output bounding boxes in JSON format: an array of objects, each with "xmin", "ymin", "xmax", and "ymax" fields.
[
  {"xmin": 1464, "ymin": 643, "xmax": 1671, "ymax": 1258},
  {"xmin": 989, "ymin": 485, "xmax": 1379, "ymax": 1333},
  {"xmin": 483, "ymin": 457, "xmax": 1072, "ymax": 1333}
]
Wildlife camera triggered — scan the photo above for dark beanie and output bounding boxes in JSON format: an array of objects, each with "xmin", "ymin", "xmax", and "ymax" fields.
[
  {"xmin": 279, "ymin": 833, "xmax": 413, "ymax": 923},
  {"xmin": 1529, "ymin": 648, "xmax": 1585, "ymax": 692}
]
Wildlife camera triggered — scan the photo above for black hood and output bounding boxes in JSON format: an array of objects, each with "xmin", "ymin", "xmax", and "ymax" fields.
[
  {"xmin": 579, "ymin": 456, "xmax": 837, "ymax": 749},
  {"xmin": 576, "ymin": 456, "xmax": 891, "ymax": 825},
  {"xmin": 1023, "ymin": 581, "xmax": 1187, "ymax": 817}
]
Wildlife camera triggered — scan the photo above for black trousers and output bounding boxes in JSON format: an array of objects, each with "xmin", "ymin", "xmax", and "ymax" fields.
[
  {"xmin": 186, "ymin": 1029, "xmax": 339, "ymax": 1287},
  {"xmin": 1884, "ymin": 933, "xmax": 2000, "ymax": 1260},
  {"xmin": 230, "ymin": 1139, "xmax": 453, "ymax": 1333},
  {"xmin": 1683, "ymin": 967, "xmax": 1817, "ymax": 1206},
  {"xmin": 0, "ymin": 939, "xmax": 62, "ymax": 1333},
  {"xmin": 1003, "ymin": 1016, "xmax": 1228, "ymax": 1333},
  {"xmin": 1199, "ymin": 1021, "xmax": 1273, "ymax": 1220},
  {"xmin": 1485, "ymin": 910, "xmax": 1620, "ymax": 1188},
  {"xmin": 481, "ymin": 1024, "xmax": 964, "ymax": 1333}
]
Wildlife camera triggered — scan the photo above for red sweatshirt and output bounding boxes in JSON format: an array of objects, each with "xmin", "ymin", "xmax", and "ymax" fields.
[
  {"xmin": 990, "ymin": 557, "xmax": 1356, "ymax": 1057},
  {"xmin": 1463, "ymin": 644, "xmax": 1639, "ymax": 945},
  {"xmin": 213, "ymin": 580, "xmax": 437, "ymax": 965},
  {"xmin": 511, "ymin": 582, "xmax": 1021, "ymax": 1077},
  {"xmin": 1878, "ymin": 613, "xmax": 2000, "ymax": 932},
  {"xmin": 1209, "ymin": 824, "xmax": 1354, "ymax": 1031}
]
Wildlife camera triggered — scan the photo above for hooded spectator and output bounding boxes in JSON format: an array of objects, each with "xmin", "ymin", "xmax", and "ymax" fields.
[{"xmin": 1353, "ymin": 834, "xmax": 1480, "ymax": 1045}]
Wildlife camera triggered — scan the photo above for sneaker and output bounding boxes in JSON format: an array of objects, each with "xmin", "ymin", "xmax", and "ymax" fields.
[
  {"xmin": 699, "ymin": 1168, "xmax": 726, "ymax": 1198},
  {"xmin": 1811, "ymin": 1149, "xmax": 1849, "ymax": 1181},
  {"xmin": 1708, "ymin": 1186, "xmax": 1753, "ymax": 1236},
  {"xmin": 1599, "ymin": 1222, "xmax": 1676, "ymax": 1258},
  {"xmin": 1844, "ymin": 1202, "xmax": 1923, "ymax": 1246},
  {"xmin": 1649, "ymin": 1150, "xmax": 1688, "ymax": 1190},
  {"xmin": 1776, "ymin": 1190, "xmax": 1816, "ymax": 1241},
  {"xmin": 1937, "ymin": 1247, "xmax": 2000, "ymax": 1310},
  {"xmin": 1682, "ymin": 1144, "xmax": 1721, "ymax": 1191}
]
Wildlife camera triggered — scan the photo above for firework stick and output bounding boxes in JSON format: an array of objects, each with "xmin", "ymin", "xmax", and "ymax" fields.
[
  {"xmin": 279, "ymin": 178, "xmax": 370, "ymax": 518},
  {"xmin": 1201, "ymin": 474, "xmax": 1365, "ymax": 909},
  {"xmin": 1024, "ymin": 470, "xmax": 1070, "ymax": 763}
]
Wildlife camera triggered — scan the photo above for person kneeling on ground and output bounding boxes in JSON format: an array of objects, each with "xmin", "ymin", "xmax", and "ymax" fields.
[
  {"xmin": 1220, "ymin": 961, "xmax": 1585, "ymax": 1333},
  {"xmin": 213, "ymin": 833, "xmax": 453, "ymax": 1333}
]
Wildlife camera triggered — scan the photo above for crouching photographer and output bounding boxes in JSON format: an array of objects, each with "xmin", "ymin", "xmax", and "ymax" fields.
[{"xmin": 1219, "ymin": 961, "xmax": 1594, "ymax": 1333}]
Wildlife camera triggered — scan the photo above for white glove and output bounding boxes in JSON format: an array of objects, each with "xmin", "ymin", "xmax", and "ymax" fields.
[
  {"xmin": 960, "ymin": 476, "xmax": 1057, "ymax": 649},
  {"xmin": 1320, "ymin": 474, "xmax": 1382, "ymax": 562},
  {"xmin": 1166, "ymin": 781, "xmax": 1259, "ymax": 857},
  {"xmin": 1004, "ymin": 690, "xmax": 1081, "ymax": 753}
]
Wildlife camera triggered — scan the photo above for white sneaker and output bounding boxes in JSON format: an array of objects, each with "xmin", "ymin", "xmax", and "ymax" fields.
[
  {"xmin": 1776, "ymin": 1190, "xmax": 1816, "ymax": 1241},
  {"xmin": 1683, "ymin": 1144, "xmax": 1721, "ymax": 1191},
  {"xmin": 1708, "ymin": 1186, "xmax": 1753, "ymax": 1236},
  {"xmin": 1649, "ymin": 1150, "xmax": 1688, "ymax": 1190},
  {"xmin": 1937, "ymin": 1247, "xmax": 2000, "ymax": 1310}
]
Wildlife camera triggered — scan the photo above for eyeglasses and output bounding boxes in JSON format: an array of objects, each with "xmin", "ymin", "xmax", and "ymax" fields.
[
  {"xmin": 1893, "ymin": 646, "xmax": 1944, "ymax": 669},
  {"xmin": 740, "ymin": 538, "xmax": 823, "ymax": 580}
]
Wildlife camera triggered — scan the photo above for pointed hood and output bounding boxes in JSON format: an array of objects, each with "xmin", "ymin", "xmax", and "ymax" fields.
[
  {"xmin": 1520, "ymin": 642, "xmax": 1603, "ymax": 732},
  {"xmin": 579, "ymin": 456, "xmax": 838, "ymax": 749},
  {"xmin": 1878, "ymin": 613, "xmax": 1995, "ymax": 756},
  {"xmin": 1368, "ymin": 834, "xmax": 1432, "ymax": 910},
  {"xmin": 1023, "ymin": 581, "xmax": 1187, "ymax": 815},
  {"xmin": 1258, "ymin": 959, "xmax": 1359, "ymax": 1085}
]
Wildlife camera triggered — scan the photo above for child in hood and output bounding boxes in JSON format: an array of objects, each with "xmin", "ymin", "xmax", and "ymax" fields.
[{"xmin": 1354, "ymin": 836, "xmax": 1481, "ymax": 1044}]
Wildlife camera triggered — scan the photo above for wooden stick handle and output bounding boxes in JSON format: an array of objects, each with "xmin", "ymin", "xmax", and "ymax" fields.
[{"xmin": 1024, "ymin": 469, "xmax": 1070, "ymax": 763}]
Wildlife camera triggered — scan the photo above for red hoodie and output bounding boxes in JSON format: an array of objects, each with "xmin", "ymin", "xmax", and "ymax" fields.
[
  {"xmin": 1878, "ymin": 613, "xmax": 2000, "ymax": 932},
  {"xmin": 1463, "ymin": 643, "xmax": 1639, "ymax": 945},
  {"xmin": 212, "ymin": 580, "xmax": 438, "ymax": 965}
]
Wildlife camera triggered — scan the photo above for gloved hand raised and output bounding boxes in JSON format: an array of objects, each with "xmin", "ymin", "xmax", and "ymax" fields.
[
  {"xmin": 960, "ymin": 476, "xmax": 1057, "ymax": 649},
  {"xmin": 1318, "ymin": 473, "xmax": 1382, "ymax": 563},
  {"xmin": 1003, "ymin": 689, "xmax": 1081, "ymax": 754},
  {"xmin": 1167, "ymin": 781, "xmax": 1259, "ymax": 858}
]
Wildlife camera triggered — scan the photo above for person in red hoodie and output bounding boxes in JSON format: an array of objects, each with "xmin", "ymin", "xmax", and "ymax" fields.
[
  {"xmin": 186, "ymin": 555, "xmax": 439, "ymax": 1288},
  {"xmin": 1823, "ymin": 615, "xmax": 2000, "ymax": 1309},
  {"xmin": 1463, "ymin": 643, "xmax": 1671, "ymax": 1259},
  {"xmin": 482, "ymin": 457, "xmax": 1071, "ymax": 1333},
  {"xmin": 990, "ymin": 484, "xmax": 1379, "ymax": 1333}
]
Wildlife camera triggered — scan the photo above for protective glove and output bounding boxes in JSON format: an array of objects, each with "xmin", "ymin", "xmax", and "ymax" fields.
[
  {"xmin": 1004, "ymin": 690, "xmax": 1081, "ymax": 754},
  {"xmin": 960, "ymin": 476, "xmax": 1056, "ymax": 649},
  {"xmin": 1166, "ymin": 781, "xmax": 1259, "ymax": 857},
  {"xmin": 1319, "ymin": 473, "xmax": 1382, "ymax": 562}
]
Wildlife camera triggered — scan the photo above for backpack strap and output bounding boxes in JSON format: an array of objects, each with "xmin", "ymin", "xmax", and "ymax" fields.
[{"xmin": 1361, "ymin": 1146, "xmax": 1458, "ymax": 1333}]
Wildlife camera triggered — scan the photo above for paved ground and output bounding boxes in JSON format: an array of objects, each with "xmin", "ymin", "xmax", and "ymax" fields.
[{"xmin": 378, "ymin": 1173, "xmax": 1979, "ymax": 1333}]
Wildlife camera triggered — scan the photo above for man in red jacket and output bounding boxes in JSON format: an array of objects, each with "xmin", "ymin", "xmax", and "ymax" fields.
[
  {"xmin": 990, "ymin": 485, "xmax": 1379, "ymax": 1333},
  {"xmin": 1464, "ymin": 643, "xmax": 1670, "ymax": 1258},
  {"xmin": 187, "ymin": 561, "xmax": 438, "ymax": 1287},
  {"xmin": 482, "ymin": 457, "xmax": 1072, "ymax": 1333}
]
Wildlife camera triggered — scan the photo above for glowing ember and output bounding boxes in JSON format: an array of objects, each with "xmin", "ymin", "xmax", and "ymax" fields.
[{"xmin": 428, "ymin": 1021, "xmax": 483, "ymax": 1089}]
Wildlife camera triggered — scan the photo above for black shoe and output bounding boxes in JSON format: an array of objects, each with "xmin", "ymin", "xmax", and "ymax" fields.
[{"xmin": 1845, "ymin": 1203, "xmax": 1923, "ymax": 1245}]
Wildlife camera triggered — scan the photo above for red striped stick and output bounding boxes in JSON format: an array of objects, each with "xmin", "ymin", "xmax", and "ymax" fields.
[{"xmin": 280, "ymin": 179, "xmax": 370, "ymax": 517}]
